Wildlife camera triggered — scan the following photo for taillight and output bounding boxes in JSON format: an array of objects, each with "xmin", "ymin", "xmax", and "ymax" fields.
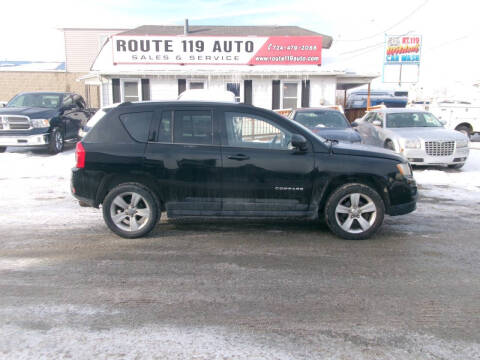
[{"xmin": 76, "ymin": 142, "xmax": 85, "ymax": 168}]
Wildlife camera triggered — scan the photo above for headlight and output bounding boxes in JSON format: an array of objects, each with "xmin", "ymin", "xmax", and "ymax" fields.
[
  {"xmin": 404, "ymin": 139, "xmax": 421, "ymax": 149},
  {"xmin": 396, "ymin": 163, "xmax": 412, "ymax": 177},
  {"xmin": 31, "ymin": 118, "xmax": 50, "ymax": 128},
  {"xmin": 456, "ymin": 139, "xmax": 469, "ymax": 148}
]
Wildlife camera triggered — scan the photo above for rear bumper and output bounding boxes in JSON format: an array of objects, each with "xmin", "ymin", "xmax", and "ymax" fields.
[
  {"xmin": 71, "ymin": 167, "xmax": 104, "ymax": 208},
  {"xmin": 0, "ymin": 133, "xmax": 49, "ymax": 147}
]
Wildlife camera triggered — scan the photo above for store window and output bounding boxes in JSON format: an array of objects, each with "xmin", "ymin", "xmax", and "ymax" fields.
[
  {"xmin": 121, "ymin": 79, "xmax": 141, "ymax": 102},
  {"xmin": 188, "ymin": 81, "xmax": 205, "ymax": 90},
  {"xmin": 282, "ymin": 82, "xmax": 299, "ymax": 109},
  {"xmin": 173, "ymin": 110, "xmax": 212, "ymax": 145},
  {"xmin": 226, "ymin": 82, "xmax": 241, "ymax": 102}
]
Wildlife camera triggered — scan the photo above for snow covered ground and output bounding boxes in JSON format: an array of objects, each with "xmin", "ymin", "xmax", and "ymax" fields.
[{"xmin": 0, "ymin": 143, "xmax": 479, "ymax": 229}]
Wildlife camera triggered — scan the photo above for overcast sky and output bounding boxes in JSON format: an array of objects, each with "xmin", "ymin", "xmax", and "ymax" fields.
[{"xmin": 2, "ymin": 0, "xmax": 478, "ymax": 92}]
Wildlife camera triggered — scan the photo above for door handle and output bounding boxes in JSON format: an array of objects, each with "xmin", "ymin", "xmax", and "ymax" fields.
[{"xmin": 227, "ymin": 154, "xmax": 250, "ymax": 161}]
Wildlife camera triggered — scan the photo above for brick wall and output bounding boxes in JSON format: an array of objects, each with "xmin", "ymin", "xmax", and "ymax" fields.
[{"xmin": 0, "ymin": 71, "xmax": 99, "ymax": 108}]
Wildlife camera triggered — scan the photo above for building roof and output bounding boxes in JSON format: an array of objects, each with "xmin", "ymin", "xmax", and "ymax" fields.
[
  {"xmin": 0, "ymin": 61, "xmax": 65, "ymax": 72},
  {"xmin": 119, "ymin": 25, "xmax": 333, "ymax": 49}
]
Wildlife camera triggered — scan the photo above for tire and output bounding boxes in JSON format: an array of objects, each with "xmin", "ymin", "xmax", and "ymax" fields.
[
  {"xmin": 384, "ymin": 140, "xmax": 395, "ymax": 151},
  {"xmin": 0, "ymin": 147, "xmax": 6, "ymax": 153},
  {"xmin": 48, "ymin": 126, "xmax": 64, "ymax": 154},
  {"xmin": 102, "ymin": 183, "xmax": 160, "ymax": 238},
  {"xmin": 455, "ymin": 125, "xmax": 471, "ymax": 139},
  {"xmin": 448, "ymin": 163, "xmax": 464, "ymax": 169},
  {"xmin": 325, "ymin": 183, "xmax": 385, "ymax": 240}
]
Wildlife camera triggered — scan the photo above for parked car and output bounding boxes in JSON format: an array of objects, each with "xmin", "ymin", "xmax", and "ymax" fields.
[
  {"xmin": 71, "ymin": 101, "xmax": 417, "ymax": 240},
  {"xmin": 411, "ymin": 99, "xmax": 480, "ymax": 139},
  {"xmin": 79, "ymin": 104, "xmax": 119, "ymax": 138},
  {"xmin": 353, "ymin": 108, "xmax": 469, "ymax": 168},
  {"xmin": 289, "ymin": 108, "xmax": 362, "ymax": 143},
  {"xmin": 0, "ymin": 92, "xmax": 94, "ymax": 153},
  {"xmin": 346, "ymin": 90, "xmax": 408, "ymax": 109}
]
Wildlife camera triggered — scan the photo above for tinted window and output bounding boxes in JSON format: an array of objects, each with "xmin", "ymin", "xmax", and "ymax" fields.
[
  {"xmin": 158, "ymin": 111, "xmax": 172, "ymax": 143},
  {"xmin": 83, "ymin": 111, "xmax": 133, "ymax": 144},
  {"xmin": 294, "ymin": 111, "xmax": 349, "ymax": 129},
  {"xmin": 120, "ymin": 112, "xmax": 153, "ymax": 142},
  {"xmin": 173, "ymin": 110, "xmax": 212, "ymax": 145},
  {"xmin": 225, "ymin": 112, "xmax": 292, "ymax": 150}
]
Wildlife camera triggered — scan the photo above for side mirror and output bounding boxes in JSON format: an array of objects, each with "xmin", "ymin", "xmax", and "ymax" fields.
[
  {"xmin": 351, "ymin": 122, "xmax": 359, "ymax": 128},
  {"xmin": 372, "ymin": 120, "xmax": 382, "ymax": 127},
  {"xmin": 291, "ymin": 134, "xmax": 308, "ymax": 152},
  {"xmin": 439, "ymin": 118, "xmax": 447, "ymax": 125}
]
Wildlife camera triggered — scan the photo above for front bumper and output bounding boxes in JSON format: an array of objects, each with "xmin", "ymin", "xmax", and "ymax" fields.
[
  {"xmin": 402, "ymin": 147, "xmax": 469, "ymax": 166},
  {"xmin": 0, "ymin": 133, "xmax": 49, "ymax": 147}
]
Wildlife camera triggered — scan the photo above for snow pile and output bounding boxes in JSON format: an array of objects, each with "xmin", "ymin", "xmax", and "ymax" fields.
[{"xmin": 413, "ymin": 148, "xmax": 480, "ymax": 202}]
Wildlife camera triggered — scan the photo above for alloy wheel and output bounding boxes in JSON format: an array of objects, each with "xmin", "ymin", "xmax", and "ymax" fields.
[
  {"xmin": 334, "ymin": 193, "xmax": 377, "ymax": 234},
  {"xmin": 109, "ymin": 192, "xmax": 151, "ymax": 232}
]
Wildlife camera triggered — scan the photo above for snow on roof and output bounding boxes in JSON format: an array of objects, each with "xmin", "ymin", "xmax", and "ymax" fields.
[{"xmin": 0, "ymin": 61, "xmax": 65, "ymax": 72}]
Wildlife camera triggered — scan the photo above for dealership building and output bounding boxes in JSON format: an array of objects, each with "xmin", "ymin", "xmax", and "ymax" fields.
[{"xmin": 78, "ymin": 23, "xmax": 376, "ymax": 109}]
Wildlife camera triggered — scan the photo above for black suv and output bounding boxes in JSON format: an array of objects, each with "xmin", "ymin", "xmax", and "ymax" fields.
[{"xmin": 71, "ymin": 101, "xmax": 417, "ymax": 240}]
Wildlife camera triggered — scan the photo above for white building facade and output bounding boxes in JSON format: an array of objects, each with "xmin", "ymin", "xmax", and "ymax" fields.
[{"xmin": 83, "ymin": 24, "xmax": 376, "ymax": 109}]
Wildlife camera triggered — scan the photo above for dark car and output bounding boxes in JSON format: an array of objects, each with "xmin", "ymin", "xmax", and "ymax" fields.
[
  {"xmin": 0, "ymin": 92, "xmax": 93, "ymax": 154},
  {"xmin": 71, "ymin": 101, "xmax": 417, "ymax": 240},
  {"xmin": 346, "ymin": 90, "xmax": 408, "ymax": 109},
  {"xmin": 289, "ymin": 108, "xmax": 362, "ymax": 143}
]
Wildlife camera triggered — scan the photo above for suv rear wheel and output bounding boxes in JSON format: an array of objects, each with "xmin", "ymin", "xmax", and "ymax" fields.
[
  {"xmin": 102, "ymin": 183, "xmax": 160, "ymax": 238},
  {"xmin": 325, "ymin": 183, "xmax": 385, "ymax": 240}
]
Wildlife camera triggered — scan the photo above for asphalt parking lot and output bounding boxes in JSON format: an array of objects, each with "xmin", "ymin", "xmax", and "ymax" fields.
[{"xmin": 0, "ymin": 147, "xmax": 479, "ymax": 359}]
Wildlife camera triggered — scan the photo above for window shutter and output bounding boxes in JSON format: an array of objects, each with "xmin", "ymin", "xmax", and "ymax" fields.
[
  {"xmin": 141, "ymin": 79, "xmax": 150, "ymax": 101},
  {"xmin": 112, "ymin": 78, "xmax": 120, "ymax": 103},
  {"xmin": 301, "ymin": 80, "xmax": 310, "ymax": 108},
  {"xmin": 178, "ymin": 79, "xmax": 186, "ymax": 95},
  {"xmin": 272, "ymin": 80, "xmax": 280, "ymax": 109},
  {"xmin": 244, "ymin": 80, "xmax": 252, "ymax": 105}
]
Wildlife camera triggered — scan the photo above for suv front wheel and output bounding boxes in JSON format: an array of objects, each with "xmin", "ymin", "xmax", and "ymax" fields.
[
  {"xmin": 325, "ymin": 183, "xmax": 385, "ymax": 240},
  {"xmin": 102, "ymin": 183, "xmax": 160, "ymax": 238}
]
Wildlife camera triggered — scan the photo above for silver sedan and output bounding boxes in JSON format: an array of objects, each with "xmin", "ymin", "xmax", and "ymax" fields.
[{"xmin": 353, "ymin": 108, "xmax": 469, "ymax": 168}]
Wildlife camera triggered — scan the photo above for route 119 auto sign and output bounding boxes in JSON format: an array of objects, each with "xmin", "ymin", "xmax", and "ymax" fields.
[{"xmin": 112, "ymin": 35, "xmax": 323, "ymax": 66}]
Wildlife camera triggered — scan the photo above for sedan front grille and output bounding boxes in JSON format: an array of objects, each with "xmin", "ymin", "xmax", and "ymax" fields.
[
  {"xmin": 425, "ymin": 141, "xmax": 455, "ymax": 156},
  {"xmin": 0, "ymin": 116, "xmax": 31, "ymax": 130}
]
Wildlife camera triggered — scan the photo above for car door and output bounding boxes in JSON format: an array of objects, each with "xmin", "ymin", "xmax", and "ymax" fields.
[
  {"xmin": 220, "ymin": 109, "xmax": 315, "ymax": 216},
  {"xmin": 143, "ymin": 106, "xmax": 223, "ymax": 217}
]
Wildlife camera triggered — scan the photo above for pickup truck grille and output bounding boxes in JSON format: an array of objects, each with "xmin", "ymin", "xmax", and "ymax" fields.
[
  {"xmin": 425, "ymin": 141, "xmax": 455, "ymax": 156},
  {"xmin": 0, "ymin": 116, "xmax": 31, "ymax": 130}
]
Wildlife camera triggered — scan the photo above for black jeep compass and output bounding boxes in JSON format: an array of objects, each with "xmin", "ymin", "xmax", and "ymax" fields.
[{"xmin": 71, "ymin": 101, "xmax": 417, "ymax": 240}]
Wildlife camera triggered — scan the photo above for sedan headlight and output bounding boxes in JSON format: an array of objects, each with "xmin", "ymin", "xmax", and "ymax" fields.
[
  {"xmin": 396, "ymin": 163, "xmax": 412, "ymax": 177},
  {"xmin": 404, "ymin": 139, "xmax": 421, "ymax": 149},
  {"xmin": 31, "ymin": 118, "xmax": 50, "ymax": 128},
  {"xmin": 456, "ymin": 139, "xmax": 469, "ymax": 148}
]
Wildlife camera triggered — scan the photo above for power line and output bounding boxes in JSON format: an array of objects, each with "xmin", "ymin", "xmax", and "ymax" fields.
[{"xmin": 336, "ymin": 0, "xmax": 429, "ymax": 42}]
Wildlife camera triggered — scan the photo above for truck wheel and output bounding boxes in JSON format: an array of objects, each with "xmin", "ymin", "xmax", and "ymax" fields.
[
  {"xmin": 0, "ymin": 147, "xmax": 6, "ymax": 153},
  {"xmin": 455, "ymin": 125, "xmax": 471, "ymax": 139},
  {"xmin": 48, "ymin": 127, "xmax": 64, "ymax": 154},
  {"xmin": 102, "ymin": 183, "xmax": 160, "ymax": 238},
  {"xmin": 325, "ymin": 183, "xmax": 385, "ymax": 240}
]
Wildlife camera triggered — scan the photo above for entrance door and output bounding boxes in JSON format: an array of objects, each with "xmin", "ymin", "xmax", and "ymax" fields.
[{"xmin": 220, "ymin": 110, "xmax": 315, "ymax": 216}]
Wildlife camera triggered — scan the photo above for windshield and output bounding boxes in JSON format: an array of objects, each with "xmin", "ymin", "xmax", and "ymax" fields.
[
  {"xmin": 386, "ymin": 112, "xmax": 443, "ymax": 128},
  {"xmin": 294, "ymin": 111, "xmax": 349, "ymax": 129},
  {"xmin": 7, "ymin": 93, "xmax": 62, "ymax": 109}
]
